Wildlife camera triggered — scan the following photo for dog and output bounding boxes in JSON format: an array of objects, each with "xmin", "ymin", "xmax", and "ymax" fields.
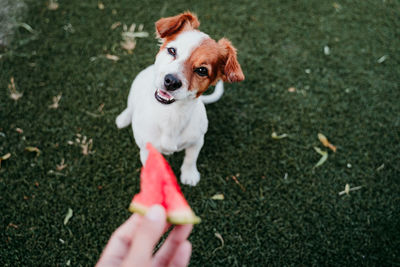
[{"xmin": 116, "ymin": 12, "xmax": 244, "ymax": 186}]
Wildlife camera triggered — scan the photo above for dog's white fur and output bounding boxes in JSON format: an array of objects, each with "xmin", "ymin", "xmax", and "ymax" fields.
[{"xmin": 116, "ymin": 13, "xmax": 243, "ymax": 186}]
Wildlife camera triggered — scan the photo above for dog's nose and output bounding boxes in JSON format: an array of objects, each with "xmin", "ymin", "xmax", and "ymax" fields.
[{"xmin": 164, "ymin": 74, "xmax": 182, "ymax": 91}]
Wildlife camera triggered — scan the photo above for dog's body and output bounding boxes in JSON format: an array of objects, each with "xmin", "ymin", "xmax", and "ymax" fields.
[{"xmin": 116, "ymin": 12, "xmax": 244, "ymax": 186}]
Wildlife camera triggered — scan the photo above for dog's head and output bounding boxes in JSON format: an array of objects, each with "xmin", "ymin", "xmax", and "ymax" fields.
[{"xmin": 153, "ymin": 12, "xmax": 244, "ymax": 104}]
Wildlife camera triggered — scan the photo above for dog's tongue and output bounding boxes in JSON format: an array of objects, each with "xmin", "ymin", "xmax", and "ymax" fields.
[{"xmin": 158, "ymin": 89, "xmax": 173, "ymax": 100}]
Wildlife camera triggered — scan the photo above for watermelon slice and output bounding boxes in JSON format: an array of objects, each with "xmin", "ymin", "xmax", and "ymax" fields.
[{"xmin": 129, "ymin": 143, "xmax": 201, "ymax": 224}]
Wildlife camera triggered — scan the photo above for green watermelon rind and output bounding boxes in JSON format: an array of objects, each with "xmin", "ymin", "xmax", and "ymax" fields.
[
  {"xmin": 167, "ymin": 210, "xmax": 201, "ymax": 225},
  {"xmin": 129, "ymin": 202, "xmax": 201, "ymax": 225},
  {"xmin": 128, "ymin": 202, "xmax": 148, "ymax": 216}
]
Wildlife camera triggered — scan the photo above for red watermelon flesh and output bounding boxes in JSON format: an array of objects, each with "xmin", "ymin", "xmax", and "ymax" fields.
[{"xmin": 129, "ymin": 143, "xmax": 201, "ymax": 224}]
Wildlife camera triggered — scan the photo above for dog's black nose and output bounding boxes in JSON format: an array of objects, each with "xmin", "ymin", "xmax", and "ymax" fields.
[{"xmin": 164, "ymin": 74, "xmax": 182, "ymax": 91}]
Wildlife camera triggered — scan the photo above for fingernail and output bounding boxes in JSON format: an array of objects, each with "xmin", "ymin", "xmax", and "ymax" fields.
[{"xmin": 146, "ymin": 205, "xmax": 165, "ymax": 222}]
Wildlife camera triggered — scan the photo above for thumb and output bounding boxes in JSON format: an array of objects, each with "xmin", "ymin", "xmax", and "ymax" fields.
[{"xmin": 122, "ymin": 205, "xmax": 167, "ymax": 266}]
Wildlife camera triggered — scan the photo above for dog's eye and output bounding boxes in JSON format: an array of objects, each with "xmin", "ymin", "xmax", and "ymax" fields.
[
  {"xmin": 194, "ymin": 67, "xmax": 208, "ymax": 77},
  {"xmin": 167, "ymin": 47, "xmax": 176, "ymax": 57}
]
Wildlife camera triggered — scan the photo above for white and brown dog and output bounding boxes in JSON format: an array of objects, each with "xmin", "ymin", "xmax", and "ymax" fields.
[{"xmin": 116, "ymin": 12, "xmax": 244, "ymax": 186}]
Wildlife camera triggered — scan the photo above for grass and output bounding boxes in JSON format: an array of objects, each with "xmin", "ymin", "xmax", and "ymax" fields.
[{"xmin": 1, "ymin": 0, "xmax": 399, "ymax": 265}]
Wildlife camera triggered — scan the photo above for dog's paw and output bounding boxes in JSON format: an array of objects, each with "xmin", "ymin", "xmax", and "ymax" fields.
[{"xmin": 180, "ymin": 168, "xmax": 200, "ymax": 186}]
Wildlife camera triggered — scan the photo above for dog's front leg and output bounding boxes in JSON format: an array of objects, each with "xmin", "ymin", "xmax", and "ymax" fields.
[
  {"xmin": 139, "ymin": 148, "xmax": 149, "ymax": 165},
  {"xmin": 180, "ymin": 138, "xmax": 204, "ymax": 186}
]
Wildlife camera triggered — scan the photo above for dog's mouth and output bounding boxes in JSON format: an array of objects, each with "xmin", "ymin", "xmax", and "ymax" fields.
[{"xmin": 155, "ymin": 89, "xmax": 175, "ymax": 104}]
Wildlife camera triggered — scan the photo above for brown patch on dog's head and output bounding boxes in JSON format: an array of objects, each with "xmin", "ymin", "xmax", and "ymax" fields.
[
  {"xmin": 184, "ymin": 38, "xmax": 245, "ymax": 97},
  {"xmin": 184, "ymin": 38, "xmax": 222, "ymax": 97},
  {"xmin": 156, "ymin": 12, "xmax": 200, "ymax": 44}
]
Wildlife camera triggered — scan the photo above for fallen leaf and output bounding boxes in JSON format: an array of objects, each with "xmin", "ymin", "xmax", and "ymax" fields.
[
  {"xmin": 8, "ymin": 223, "xmax": 19, "ymax": 229},
  {"xmin": 121, "ymin": 23, "xmax": 149, "ymax": 53},
  {"xmin": 0, "ymin": 153, "xmax": 11, "ymax": 168},
  {"xmin": 121, "ymin": 39, "xmax": 136, "ymax": 53},
  {"xmin": 75, "ymin": 135, "xmax": 94, "ymax": 155},
  {"xmin": 376, "ymin": 164, "xmax": 384, "ymax": 171},
  {"xmin": 98, "ymin": 2, "xmax": 104, "ymax": 10},
  {"xmin": 105, "ymin": 54, "xmax": 119, "ymax": 61},
  {"xmin": 324, "ymin": 45, "xmax": 330, "ymax": 55},
  {"xmin": 25, "ymin": 146, "xmax": 41, "ymax": 157},
  {"xmin": 48, "ymin": 170, "xmax": 67, "ymax": 176},
  {"xmin": 213, "ymin": 232, "xmax": 225, "ymax": 253},
  {"xmin": 110, "ymin": 22, "xmax": 121, "ymax": 30},
  {"xmin": 339, "ymin": 185, "xmax": 363, "ymax": 196},
  {"xmin": 98, "ymin": 103, "xmax": 105, "ymax": 113},
  {"xmin": 49, "ymin": 93, "xmax": 62, "ymax": 109},
  {"xmin": 288, "ymin": 87, "xmax": 296, "ymax": 92},
  {"xmin": 377, "ymin": 55, "xmax": 388, "ymax": 64},
  {"xmin": 64, "ymin": 208, "xmax": 73, "ymax": 225},
  {"xmin": 313, "ymin": 147, "xmax": 328, "ymax": 168},
  {"xmin": 271, "ymin": 132, "xmax": 288, "ymax": 139},
  {"xmin": 211, "ymin": 194, "xmax": 224, "ymax": 200},
  {"xmin": 231, "ymin": 174, "xmax": 246, "ymax": 192},
  {"xmin": 48, "ymin": 0, "xmax": 59, "ymax": 10},
  {"xmin": 56, "ymin": 159, "xmax": 67, "ymax": 171},
  {"xmin": 318, "ymin": 133, "xmax": 337, "ymax": 152},
  {"xmin": 333, "ymin": 2, "xmax": 342, "ymax": 11},
  {"xmin": 1, "ymin": 153, "xmax": 11, "ymax": 160},
  {"xmin": 8, "ymin": 77, "xmax": 23, "ymax": 101}
]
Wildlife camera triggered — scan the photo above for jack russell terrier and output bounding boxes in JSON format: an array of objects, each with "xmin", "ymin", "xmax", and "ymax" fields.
[{"xmin": 116, "ymin": 12, "xmax": 244, "ymax": 186}]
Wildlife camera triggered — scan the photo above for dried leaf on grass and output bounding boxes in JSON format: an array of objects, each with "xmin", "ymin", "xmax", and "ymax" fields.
[
  {"xmin": 105, "ymin": 54, "xmax": 119, "ymax": 61},
  {"xmin": 324, "ymin": 45, "xmax": 330, "ymax": 55},
  {"xmin": 56, "ymin": 159, "xmax": 67, "ymax": 171},
  {"xmin": 212, "ymin": 232, "xmax": 224, "ymax": 254},
  {"xmin": 8, "ymin": 77, "xmax": 23, "ymax": 101},
  {"xmin": 25, "ymin": 146, "xmax": 41, "ymax": 157},
  {"xmin": 211, "ymin": 194, "xmax": 224, "ymax": 200},
  {"xmin": 313, "ymin": 147, "xmax": 328, "ymax": 168},
  {"xmin": 49, "ymin": 93, "xmax": 62, "ymax": 109},
  {"xmin": 231, "ymin": 174, "xmax": 246, "ymax": 192},
  {"xmin": 318, "ymin": 133, "xmax": 337, "ymax": 152},
  {"xmin": 121, "ymin": 40, "xmax": 136, "ymax": 52},
  {"xmin": 339, "ymin": 184, "xmax": 363, "ymax": 196},
  {"xmin": 121, "ymin": 23, "xmax": 149, "ymax": 53},
  {"xmin": 63, "ymin": 208, "xmax": 73, "ymax": 225},
  {"xmin": 74, "ymin": 135, "xmax": 93, "ymax": 155},
  {"xmin": 376, "ymin": 164, "xmax": 385, "ymax": 171},
  {"xmin": 98, "ymin": 2, "xmax": 104, "ymax": 10},
  {"xmin": 110, "ymin": 22, "xmax": 121, "ymax": 30},
  {"xmin": 271, "ymin": 132, "xmax": 288, "ymax": 139},
  {"xmin": 0, "ymin": 153, "xmax": 11, "ymax": 168},
  {"xmin": 377, "ymin": 55, "xmax": 388, "ymax": 64},
  {"xmin": 48, "ymin": 0, "xmax": 59, "ymax": 10},
  {"xmin": 333, "ymin": 2, "xmax": 342, "ymax": 11}
]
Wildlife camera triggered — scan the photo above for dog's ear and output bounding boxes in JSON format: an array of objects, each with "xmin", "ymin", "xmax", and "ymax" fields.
[
  {"xmin": 218, "ymin": 38, "xmax": 245, "ymax": 83},
  {"xmin": 156, "ymin": 12, "xmax": 200, "ymax": 38}
]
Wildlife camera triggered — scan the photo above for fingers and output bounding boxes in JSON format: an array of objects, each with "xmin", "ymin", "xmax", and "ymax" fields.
[
  {"xmin": 122, "ymin": 205, "xmax": 167, "ymax": 267},
  {"xmin": 96, "ymin": 214, "xmax": 142, "ymax": 267},
  {"xmin": 153, "ymin": 224, "xmax": 193, "ymax": 266},
  {"xmin": 168, "ymin": 240, "xmax": 192, "ymax": 267}
]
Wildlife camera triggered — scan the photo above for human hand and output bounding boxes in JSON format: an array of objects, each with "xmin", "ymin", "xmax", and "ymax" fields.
[{"xmin": 96, "ymin": 205, "xmax": 193, "ymax": 267}]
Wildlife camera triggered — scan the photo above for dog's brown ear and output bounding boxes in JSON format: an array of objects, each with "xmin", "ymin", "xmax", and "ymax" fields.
[
  {"xmin": 218, "ymin": 38, "xmax": 245, "ymax": 83},
  {"xmin": 156, "ymin": 12, "xmax": 200, "ymax": 38}
]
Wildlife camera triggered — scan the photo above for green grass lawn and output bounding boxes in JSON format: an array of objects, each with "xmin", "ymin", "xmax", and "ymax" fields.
[{"xmin": 1, "ymin": 0, "xmax": 399, "ymax": 265}]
